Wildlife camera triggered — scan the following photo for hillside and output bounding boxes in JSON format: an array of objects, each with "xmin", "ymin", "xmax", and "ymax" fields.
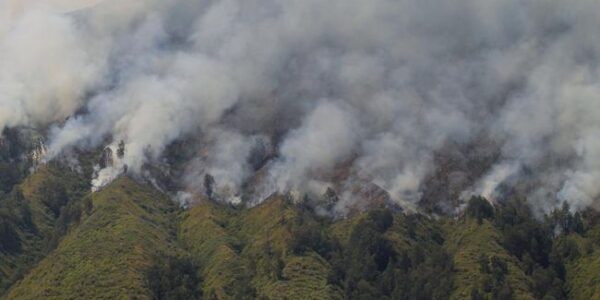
[
  {"xmin": 2, "ymin": 169, "xmax": 600, "ymax": 299},
  {"xmin": 4, "ymin": 0, "xmax": 600, "ymax": 299},
  {"xmin": 0, "ymin": 164, "xmax": 89, "ymax": 292},
  {"xmin": 5, "ymin": 176, "xmax": 183, "ymax": 299},
  {"xmin": 444, "ymin": 219, "xmax": 534, "ymax": 299}
]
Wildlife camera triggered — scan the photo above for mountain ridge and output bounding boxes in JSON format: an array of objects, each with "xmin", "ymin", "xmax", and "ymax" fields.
[{"xmin": 2, "ymin": 168, "xmax": 600, "ymax": 299}]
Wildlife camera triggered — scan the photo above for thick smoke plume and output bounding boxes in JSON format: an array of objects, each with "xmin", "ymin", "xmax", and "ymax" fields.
[{"xmin": 3, "ymin": 0, "xmax": 600, "ymax": 215}]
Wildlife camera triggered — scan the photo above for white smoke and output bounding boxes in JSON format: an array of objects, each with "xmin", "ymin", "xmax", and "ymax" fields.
[
  {"xmin": 182, "ymin": 128, "xmax": 256, "ymax": 203},
  {"xmin": 462, "ymin": 162, "xmax": 520, "ymax": 204},
  {"xmin": 2, "ymin": 0, "xmax": 600, "ymax": 214},
  {"xmin": 261, "ymin": 101, "xmax": 359, "ymax": 199},
  {"xmin": 0, "ymin": 1, "xmax": 103, "ymax": 130}
]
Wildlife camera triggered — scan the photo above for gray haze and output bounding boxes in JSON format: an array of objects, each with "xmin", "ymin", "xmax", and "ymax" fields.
[{"xmin": 2, "ymin": 0, "xmax": 600, "ymax": 215}]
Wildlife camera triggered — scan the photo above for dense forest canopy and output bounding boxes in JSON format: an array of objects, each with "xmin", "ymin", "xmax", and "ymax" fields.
[{"xmin": 1, "ymin": 162, "xmax": 600, "ymax": 299}]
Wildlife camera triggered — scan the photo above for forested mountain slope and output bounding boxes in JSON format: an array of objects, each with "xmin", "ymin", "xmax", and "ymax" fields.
[
  {"xmin": 2, "ymin": 168, "xmax": 600, "ymax": 299},
  {"xmin": 5, "ymin": 176, "xmax": 183, "ymax": 299}
]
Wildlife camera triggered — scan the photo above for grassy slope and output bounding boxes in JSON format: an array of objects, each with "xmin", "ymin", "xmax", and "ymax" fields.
[
  {"xmin": 0, "ymin": 164, "xmax": 88, "ymax": 294},
  {"xmin": 5, "ymin": 167, "xmax": 600, "ymax": 299},
  {"xmin": 19, "ymin": 165, "xmax": 88, "ymax": 235},
  {"xmin": 236, "ymin": 197, "xmax": 342, "ymax": 299},
  {"xmin": 180, "ymin": 196, "xmax": 343, "ymax": 300},
  {"xmin": 179, "ymin": 201, "xmax": 249, "ymax": 299},
  {"xmin": 567, "ymin": 249, "xmax": 600, "ymax": 300},
  {"xmin": 4, "ymin": 177, "xmax": 180, "ymax": 300},
  {"xmin": 443, "ymin": 219, "xmax": 535, "ymax": 300},
  {"xmin": 565, "ymin": 230, "xmax": 600, "ymax": 300}
]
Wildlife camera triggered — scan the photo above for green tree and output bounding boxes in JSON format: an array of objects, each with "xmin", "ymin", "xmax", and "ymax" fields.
[
  {"xmin": 466, "ymin": 196, "xmax": 494, "ymax": 224},
  {"xmin": 146, "ymin": 256, "xmax": 202, "ymax": 300}
]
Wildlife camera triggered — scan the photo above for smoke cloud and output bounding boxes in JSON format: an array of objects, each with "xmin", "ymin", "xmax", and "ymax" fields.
[
  {"xmin": 0, "ymin": 1, "xmax": 103, "ymax": 130},
  {"xmin": 3, "ymin": 0, "xmax": 600, "ymax": 215}
]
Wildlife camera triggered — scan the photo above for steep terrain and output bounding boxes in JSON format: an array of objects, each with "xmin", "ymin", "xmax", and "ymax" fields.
[
  {"xmin": 5, "ymin": 176, "xmax": 182, "ymax": 299},
  {"xmin": 2, "ymin": 168, "xmax": 600, "ymax": 299},
  {"xmin": 563, "ymin": 228, "xmax": 600, "ymax": 300},
  {"xmin": 444, "ymin": 219, "xmax": 534, "ymax": 299},
  {"xmin": 0, "ymin": 164, "xmax": 88, "ymax": 292}
]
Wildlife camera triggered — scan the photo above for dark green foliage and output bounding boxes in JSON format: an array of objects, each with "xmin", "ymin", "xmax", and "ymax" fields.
[
  {"xmin": 531, "ymin": 266, "xmax": 565, "ymax": 299},
  {"xmin": 367, "ymin": 209, "xmax": 394, "ymax": 232},
  {"xmin": 547, "ymin": 202, "xmax": 584, "ymax": 235},
  {"xmin": 472, "ymin": 255, "xmax": 512, "ymax": 299},
  {"xmin": 551, "ymin": 237, "xmax": 580, "ymax": 262},
  {"xmin": 0, "ymin": 128, "xmax": 39, "ymax": 193},
  {"xmin": 330, "ymin": 209, "xmax": 454, "ymax": 300},
  {"xmin": 0, "ymin": 188, "xmax": 31, "ymax": 254},
  {"xmin": 0, "ymin": 163, "xmax": 21, "ymax": 193},
  {"xmin": 146, "ymin": 256, "xmax": 202, "ymax": 300},
  {"xmin": 0, "ymin": 164, "xmax": 92, "ymax": 297},
  {"xmin": 493, "ymin": 198, "xmax": 568, "ymax": 299},
  {"xmin": 4, "ymin": 164, "xmax": 600, "ymax": 299},
  {"xmin": 489, "ymin": 256, "xmax": 508, "ymax": 282},
  {"xmin": 38, "ymin": 181, "xmax": 69, "ymax": 218},
  {"xmin": 0, "ymin": 188, "xmax": 32, "ymax": 229},
  {"xmin": 44, "ymin": 196, "xmax": 92, "ymax": 251},
  {"xmin": 289, "ymin": 212, "xmax": 335, "ymax": 258},
  {"xmin": 405, "ymin": 214, "xmax": 418, "ymax": 239},
  {"xmin": 395, "ymin": 247, "xmax": 454, "ymax": 300},
  {"xmin": 345, "ymin": 223, "xmax": 392, "ymax": 281},
  {"xmin": 495, "ymin": 198, "xmax": 553, "ymax": 266},
  {"xmin": 0, "ymin": 188, "xmax": 34, "ymax": 293},
  {"xmin": 254, "ymin": 243, "xmax": 284, "ymax": 281},
  {"xmin": 466, "ymin": 196, "xmax": 494, "ymax": 224},
  {"xmin": 341, "ymin": 209, "xmax": 398, "ymax": 291},
  {"xmin": 470, "ymin": 287, "xmax": 484, "ymax": 300},
  {"xmin": 0, "ymin": 219, "xmax": 21, "ymax": 253},
  {"xmin": 495, "ymin": 282, "xmax": 513, "ymax": 300}
]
